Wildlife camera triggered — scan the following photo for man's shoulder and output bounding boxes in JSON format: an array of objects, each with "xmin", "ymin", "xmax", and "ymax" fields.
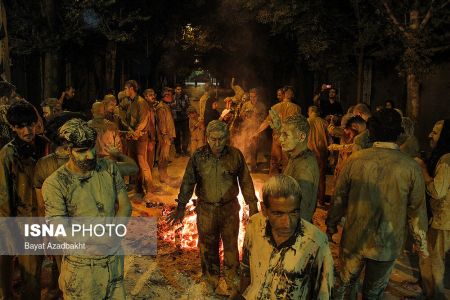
[
  {"xmin": 351, "ymin": 146, "xmax": 419, "ymax": 168},
  {"xmin": 300, "ymin": 219, "xmax": 328, "ymax": 245},
  {"xmin": 36, "ymin": 153, "xmax": 57, "ymax": 166},
  {"xmin": 227, "ymin": 145, "xmax": 244, "ymax": 156},
  {"xmin": 44, "ymin": 164, "xmax": 70, "ymax": 187},
  {"xmin": 248, "ymin": 212, "xmax": 266, "ymax": 232},
  {"xmin": 439, "ymin": 153, "xmax": 450, "ymax": 165},
  {"xmin": 0, "ymin": 141, "xmax": 14, "ymax": 156}
]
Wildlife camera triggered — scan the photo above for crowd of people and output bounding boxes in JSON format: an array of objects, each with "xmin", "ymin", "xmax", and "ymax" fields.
[{"xmin": 0, "ymin": 78, "xmax": 448, "ymax": 300}]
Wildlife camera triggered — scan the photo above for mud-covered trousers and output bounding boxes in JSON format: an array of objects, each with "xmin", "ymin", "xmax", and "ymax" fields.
[
  {"xmin": 419, "ymin": 227, "xmax": 450, "ymax": 300},
  {"xmin": 333, "ymin": 252, "xmax": 395, "ymax": 300},
  {"xmin": 269, "ymin": 136, "xmax": 287, "ymax": 176},
  {"xmin": 196, "ymin": 199, "xmax": 240, "ymax": 289},
  {"xmin": 0, "ymin": 255, "xmax": 43, "ymax": 300},
  {"xmin": 59, "ymin": 255, "xmax": 125, "ymax": 300}
]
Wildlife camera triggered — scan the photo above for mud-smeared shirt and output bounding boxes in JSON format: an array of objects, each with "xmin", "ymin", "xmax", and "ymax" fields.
[
  {"xmin": 0, "ymin": 138, "xmax": 46, "ymax": 217},
  {"xmin": 155, "ymin": 101, "xmax": 176, "ymax": 139},
  {"xmin": 352, "ymin": 129, "xmax": 371, "ymax": 152},
  {"xmin": 177, "ymin": 145, "xmax": 257, "ymax": 206},
  {"xmin": 241, "ymin": 213, "xmax": 334, "ymax": 300},
  {"xmin": 33, "ymin": 152, "xmax": 69, "ymax": 189},
  {"xmin": 42, "ymin": 159, "xmax": 126, "ymax": 218},
  {"xmin": 126, "ymin": 95, "xmax": 150, "ymax": 136},
  {"xmin": 326, "ymin": 142, "xmax": 428, "ymax": 261},
  {"xmin": 427, "ymin": 153, "xmax": 450, "ymax": 230},
  {"xmin": 283, "ymin": 149, "xmax": 319, "ymax": 222}
]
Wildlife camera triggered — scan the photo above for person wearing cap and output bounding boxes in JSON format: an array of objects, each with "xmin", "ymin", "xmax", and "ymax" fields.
[
  {"xmin": 187, "ymin": 106, "xmax": 204, "ymax": 155},
  {"xmin": 0, "ymin": 101, "xmax": 47, "ymax": 300},
  {"xmin": 42, "ymin": 118, "xmax": 131, "ymax": 300}
]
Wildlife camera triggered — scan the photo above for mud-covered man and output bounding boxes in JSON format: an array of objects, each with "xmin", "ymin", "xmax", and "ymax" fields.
[
  {"xmin": 168, "ymin": 120, "xmax": 258, "ymax": 294},
  {"xmin": 238, "ymin": 175, "xmax": 334, "ymax": 299},
  {"xmin": 42, "ymin": 119, "xmax": 131, "ymax": 300},
  {"xmin": 326, "ymin": 109, "xmax": 428, "ymax": 299},
  {"xmin": 271, "ymin": 112, "xmax": 319, "ymax": 222},
  {"xmin": 0, "ymin": 101, "xmax": 46, "ymax": 299}
]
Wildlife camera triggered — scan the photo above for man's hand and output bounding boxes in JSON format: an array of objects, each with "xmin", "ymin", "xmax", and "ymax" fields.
[
  {"xmin": 248, "ymin": 203, "xmax": 259, "ymax": 217},
  {"xmin": 326, "ymin": 226, "xmax": 337, "ymax": 243},
  {"xmin": 106, "ymin": 146, "xmax": 122, "ymax": 159},
  {"xmin": 328, "ymin": 144, "xmax": 342, "ymax": 151},
  {"xmin": 414, "ymin": 157, "xmax": 427, "ymax": 169},
  {"xmin": 167, "ymin": 204, "xmax": 186, "ymax": 226},
  {"xmin": 268, "ymin": 109, "xmax": 281, "ymax": 132}
]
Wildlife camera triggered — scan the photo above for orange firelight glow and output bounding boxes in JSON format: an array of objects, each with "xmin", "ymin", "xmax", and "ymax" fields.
[{"xmin": 160, "ymin": 188, "xmax": 262, "ymax": 257}]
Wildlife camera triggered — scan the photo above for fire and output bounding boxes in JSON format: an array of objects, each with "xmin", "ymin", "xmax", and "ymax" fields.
[{"xmin": 159, "ymin": 188, "xmax": 261, "ymax": 257}]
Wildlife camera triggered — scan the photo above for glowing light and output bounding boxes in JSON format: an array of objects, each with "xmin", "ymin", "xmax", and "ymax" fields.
[{"xmin": 159, "ymin": 187, "xmax": 262, "ymax": 259}]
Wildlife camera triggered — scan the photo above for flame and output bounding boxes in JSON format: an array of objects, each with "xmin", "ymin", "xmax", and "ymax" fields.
[{"xmin": 159, "ymin": 188, "xmax": 262, "ymax": 258}]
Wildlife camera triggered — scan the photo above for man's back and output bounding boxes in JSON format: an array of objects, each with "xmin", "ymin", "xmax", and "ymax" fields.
[
  {"xmin": 155, "ymin": 101, "xmax": 176, "ymax": 139},
  {"xmin": 328, "ymin": 144, "xmax": 428, "ymax": 261},
  {"xmin": 271, "ymin": 101, "xmax": 301, "ymax": 123}
]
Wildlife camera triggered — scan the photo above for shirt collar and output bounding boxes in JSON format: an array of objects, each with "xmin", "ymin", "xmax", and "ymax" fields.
[
  {"xmin": 288, "ymin": 146, "xmax": 308, "ymax": 159},
  {"xmin": 264, "ymin": 219, "xmax": 303, "ymax": 250},
  {"xmin": 204, "ymin": 144, "xmax": 230, "ymax": 158},
  {"xmin": 372, "ymin": 141, "xmax": 399, "ymax": 150}
]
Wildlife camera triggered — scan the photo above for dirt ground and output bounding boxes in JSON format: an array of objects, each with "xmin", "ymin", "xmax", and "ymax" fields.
[
  {"xmin": 113, "ymin": 155, "xmax": 448, "ymax": 299},
  {"xmin": 36, "ymin": 113, "xmax": 449, "ymax": 299}
]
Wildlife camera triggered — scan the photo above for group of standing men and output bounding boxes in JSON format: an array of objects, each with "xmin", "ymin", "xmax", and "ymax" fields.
[
  {"xmin": 0, "ymin": 76, "xmax": 449, "ymax": 300},
  {"xmin": 170, "ymin": 81, "xmax": 450, "ymax": 300}
]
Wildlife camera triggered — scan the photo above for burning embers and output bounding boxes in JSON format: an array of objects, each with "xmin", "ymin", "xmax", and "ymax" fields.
[{"xmin": 158, "ymin": 191, "xmax": 260, "ymax": 257}]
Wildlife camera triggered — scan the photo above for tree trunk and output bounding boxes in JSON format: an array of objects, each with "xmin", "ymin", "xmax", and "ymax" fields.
[
  {"xmin": 406, "ymin": 9, "xmax": 420, "ymax": 122},
  {"xmin": 42, "ymin": 0, "xmax": 59, "ymax": 99},
  {"xmin": 356, "ymin": 48, "xmax": 364, "ymax": 103},
  {"xmin": 43, "ymin": 52, "xmax": 59, "ymax": 98},
  {"xmin": 105, "ymin": 40, "xmax": 117, "ymax": 91},
  {"xmin": 406, "ymin": 70, "xmax": 420, "ymax": 121},
  {"xmin": 0, "ymin": 0, "xmax": 10, "ymax": 81}
]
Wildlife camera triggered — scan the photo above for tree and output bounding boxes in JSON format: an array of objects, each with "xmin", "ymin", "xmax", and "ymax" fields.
[{"xmin": 380, "ymin": 0, "xmax": 450, "ymax": 121}]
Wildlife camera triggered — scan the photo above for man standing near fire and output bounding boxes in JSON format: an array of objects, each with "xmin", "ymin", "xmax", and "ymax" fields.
[{"xmin": 168, "ymin": 120, "xmax": 258, "ymax": 296}]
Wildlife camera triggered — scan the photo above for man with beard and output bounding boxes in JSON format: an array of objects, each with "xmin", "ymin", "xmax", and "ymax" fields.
[
  {"xmin": 416, "ymin": 119, "xmax": 450, "ymax": 299},
  {"xmin": 42, "ymin": 118, "xmax": 131, "ymax": 300},
  {"xmin": 0, "ymin": 101, "xmax": 46, "ymax": 299},
  {"xmin": 168, "ymin": 120, "xmax": 258, "ymax": 295}
]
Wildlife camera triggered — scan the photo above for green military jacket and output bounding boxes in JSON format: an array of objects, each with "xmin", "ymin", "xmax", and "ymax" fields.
[{"xmin": 177, "ymin": 145, "xmax": 258, "ymax": 208}]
